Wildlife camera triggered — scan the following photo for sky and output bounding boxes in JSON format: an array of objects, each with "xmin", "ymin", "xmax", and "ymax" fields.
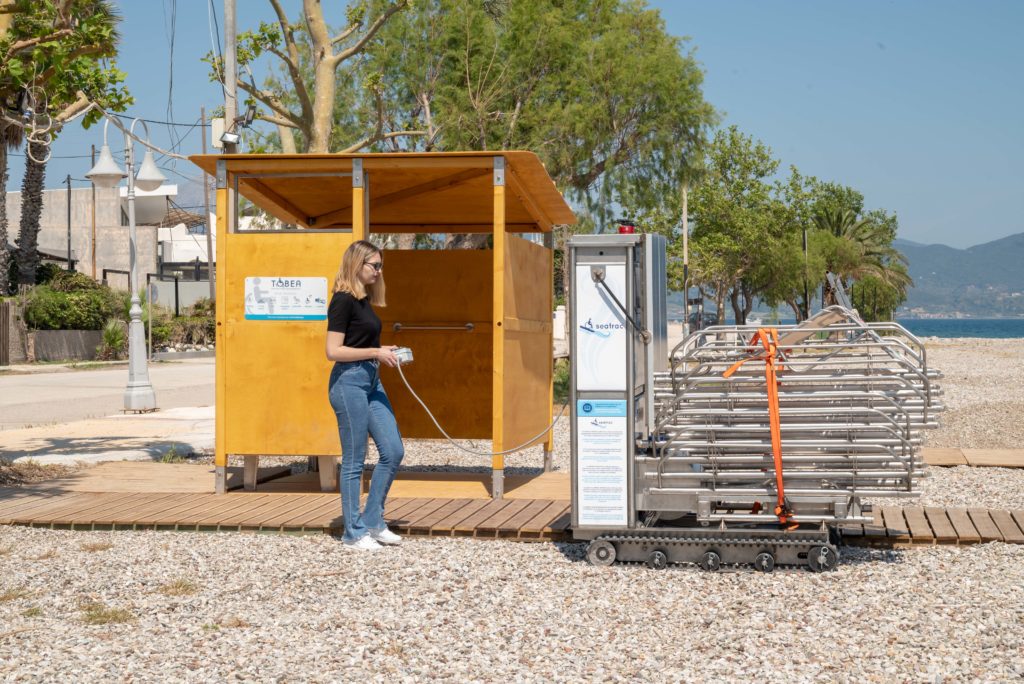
[{"xmin": 9, "ymin": 0, "xmax": 1023, "ymax": 249}]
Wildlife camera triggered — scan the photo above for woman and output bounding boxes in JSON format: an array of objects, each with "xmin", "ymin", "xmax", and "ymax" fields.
[{"xmin": 326, "ymin": 240, "xmax": 405, "ymax": 551}]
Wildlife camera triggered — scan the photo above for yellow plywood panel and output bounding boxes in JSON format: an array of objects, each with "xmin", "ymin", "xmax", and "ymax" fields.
[
  {"xmin": 222, "ymin": 231, "xmax": 354, "ymax": 456},
  {"xmin": 500, "ymin": 331, "xmax": 553, "ymax": 451},
  {"xmin": 505, "ymin": 236, "xmax": 552, "ymax": 323}
]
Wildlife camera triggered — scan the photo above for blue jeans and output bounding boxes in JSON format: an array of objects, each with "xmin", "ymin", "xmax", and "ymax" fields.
[{"xmin": 328, "ymin": 360, "xmax": 405, "ymax": 542}]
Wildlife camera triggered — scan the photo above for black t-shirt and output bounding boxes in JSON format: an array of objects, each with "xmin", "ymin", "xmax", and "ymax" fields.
[{"xmin": 327, "ymin": 292, "xmax": 381, "ymax": 348}]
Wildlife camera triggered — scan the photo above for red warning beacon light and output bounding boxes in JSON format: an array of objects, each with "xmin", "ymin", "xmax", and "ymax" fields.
[{"xmin": 617, "ymin": 219, "xmax": 637, "ymax": 234}]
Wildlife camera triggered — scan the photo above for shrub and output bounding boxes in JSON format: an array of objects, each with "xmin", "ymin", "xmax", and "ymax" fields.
[
  {"xmin": 23, "ymin": 286, "xmax": 115, "ymax": 330},
  {"xmin": 48, "ymin": 270, "xmax": 103, "ymax": 293},
  {"xmin": 188, "ymin": 297, "xmax": 215, "ymax": 317},
  {"xmin": 95, "ymin": 318, "xmax": 127, "ymax": 360},
  {"xmin": 170, "ymin": 316, "xmax": 215, "ymax": 346}
]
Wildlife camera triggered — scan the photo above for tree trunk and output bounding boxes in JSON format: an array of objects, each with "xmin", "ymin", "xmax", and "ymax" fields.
[
  {"xmin": 786, "ymin": 299, "xmax": 802, "ymax": 322},
  {"xmin": 741, "ymin": 282, "xmax": 754, "ymax": 324},
  {"xmin": 443, "ymin": 233, "xmax": 489, "ymax": 249},
  {"xmin": 714, "ymin": 285, "xmax": 726, "ymax": 324},
  {"xmin": 0, "ymin": 143, "xmax": 10, "ymax": 295},
  {"xmin": 394, "ymin": 234, "xmax": 416, "ymax": 249},
  {"xmin": 729, "ymin": 285, "xmax": 743, "ymax": 325},
  {"xmin": 15, "ymin": 140, "xmax": 47, "ymax": 286}
]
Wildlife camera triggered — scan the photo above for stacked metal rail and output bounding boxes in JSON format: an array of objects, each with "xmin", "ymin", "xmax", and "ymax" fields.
[{"xmin": 643, "ymin": 306, "xmax": 943, "ymax": 527}]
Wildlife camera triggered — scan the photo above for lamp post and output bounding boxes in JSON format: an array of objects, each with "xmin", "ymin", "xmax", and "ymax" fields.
[{"xmin": 86, "ymin": 118, "xmax": 165, "ymax": 411}]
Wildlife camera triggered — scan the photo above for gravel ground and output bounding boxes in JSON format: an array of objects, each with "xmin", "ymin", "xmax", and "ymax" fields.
[{"xmin": 2, "ymin": 338, "xmax": 1023, "ymax": 681}]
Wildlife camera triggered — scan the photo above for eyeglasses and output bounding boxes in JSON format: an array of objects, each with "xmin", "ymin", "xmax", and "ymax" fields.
[{"xmin": 364, "ymin": 260, "xmax": 383, "ymax": 273}]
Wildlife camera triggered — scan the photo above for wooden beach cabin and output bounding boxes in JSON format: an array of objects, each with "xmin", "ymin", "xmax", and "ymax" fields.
[{"xmin": 189, "ymin": 152, "xmax": 577, "ymax": 497}]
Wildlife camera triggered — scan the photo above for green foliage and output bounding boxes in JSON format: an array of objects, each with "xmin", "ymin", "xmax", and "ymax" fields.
[
  {"xmin": 95, "ymin": 318, "xmax": 126, "ymax": 360},
  {"xmin": 47, "ymin": 270, "xmax": 103, "ymax": 293},
  {"xmin": 553, "ymin": 357, "xmax": 570, "ymax": 405},
  {"xmin": 187, "ymin": 298, "xmax": 216, "ymax": 318},
  {"xmin": 23, "ymin": 285, "xmax": 119, "ymax": 330}
]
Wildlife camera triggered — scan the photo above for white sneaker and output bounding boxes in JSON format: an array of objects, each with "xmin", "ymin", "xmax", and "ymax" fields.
[
  {"xmin": 369, "ymin": 527, "xmax": 402, "ymax": 546},
  {"xmin": 344, "ymin": 535, "xmax": 383, "ymax": 551}
]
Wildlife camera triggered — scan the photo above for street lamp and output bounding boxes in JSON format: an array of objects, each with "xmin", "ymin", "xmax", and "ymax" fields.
[{"xmin": 86, "ymin": 118, "xmax": 165, "ymax": 411}]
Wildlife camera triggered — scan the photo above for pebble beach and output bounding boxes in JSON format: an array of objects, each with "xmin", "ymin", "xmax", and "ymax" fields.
[{"xmin": 2, "ymin": 338, "xmax": 1023, "ymax": 682}]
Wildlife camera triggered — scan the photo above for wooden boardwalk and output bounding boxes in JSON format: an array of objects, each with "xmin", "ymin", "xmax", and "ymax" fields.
[
  {"xmin": 0, "ymin": 489, "xmax": 571, "ymax": 539},
  {"xmin": 1, "ymin": 462, "xmax": 1022, "ymax": 545}
]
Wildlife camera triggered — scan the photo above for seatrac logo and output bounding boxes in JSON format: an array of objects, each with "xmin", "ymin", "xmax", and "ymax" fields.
[{"xmin": 579, "ymin": 317, "xmax": 623, "ymax": 338}]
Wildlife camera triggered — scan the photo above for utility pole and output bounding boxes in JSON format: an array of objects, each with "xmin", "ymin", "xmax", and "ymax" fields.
[
  {"xmin": 201, "ymin": 106, "xmax": 215, "ymax": 301},
  {"xmin": 65, "ymin": 174, "xmax": 73, "ymax": 271},
  {"xmin": 90, "ymin": 145, "xmax": 96, "ymax": 278},
  {"xmin": 802, "ymin": 226, "xmax": 810, "ymax": 320},
  {"xmin": 223, "ymin": 0, "xmax": 238, "ymax": 154}
]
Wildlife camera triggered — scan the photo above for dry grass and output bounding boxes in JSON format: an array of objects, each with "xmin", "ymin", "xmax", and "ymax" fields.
[
  {"xmin": 0, "ymin": 544, "xmax": 12, "ymax": 556},
  {"xmin": 32, "ymin": 549, "xmax": 57, "ymax": 560},
  {"xmin": 0, "ymin": 458, "xmax": 79, "ymax": 486},
  {"xmin": 0, "ymin": 588, "xmax": 31, "ymax": 602},
  {"xmin": 80, "ymin": 542, "xmax": 114, "ymax": 553},
  {"xmin": 21, "ymin": 606, "xmax": 43, "ymax": 618},
  {"xmin": 220, "ymin": 616, "xmax": 250, "ymax": 629},
  {"xmin": 78, "ymin": 601, "xmax": 134, "ymax": 625},
  {"xmin": 157, "ymin": 578, "xmax": 198, "ymax": 597}
]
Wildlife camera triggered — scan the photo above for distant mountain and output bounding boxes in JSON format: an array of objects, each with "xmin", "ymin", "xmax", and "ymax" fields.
[{"xmin": 896, "ymin": 233, "xmax": 1024, "ymax": 317}]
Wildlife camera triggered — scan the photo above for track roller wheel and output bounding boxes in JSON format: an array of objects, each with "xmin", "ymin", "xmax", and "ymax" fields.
[
  {"xmin": 586, "ymin": 540, "xmax": 616, "ymax": 566},
  {"xmin": 807, "ymin": 545, "xmax": 839, "ymax": 572},
  {"xmin": 699, "ymin": 550, "xmax": 722, "ymax": 572},
  {"xmin": 753, "ymin": 551, "xmax": 775, "ymax": 573},
  {"xmin": 645, "ymin": 549, "xmax": 669, "ymax": 570}
]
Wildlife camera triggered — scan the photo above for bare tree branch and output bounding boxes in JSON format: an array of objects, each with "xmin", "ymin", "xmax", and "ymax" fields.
[
  {"xmin": 237, "ymin": 79, "xmax": 306, "ymax": 130},
  {"xmin": 6, "ymin": 29, "xmax": 74, "ymax": 57},
  {"xmin": 267, "ymin": 0, "xmax": 313, "ymax": 120}
]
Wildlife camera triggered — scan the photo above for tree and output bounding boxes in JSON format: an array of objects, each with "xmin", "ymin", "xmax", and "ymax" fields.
[
  {"xmin": 686, "ymin": 126, "xmax": 783, "ymax": 324},
  {"xmin": 0, "ymin": 0, "xmax": 131, "ymax": 286}
]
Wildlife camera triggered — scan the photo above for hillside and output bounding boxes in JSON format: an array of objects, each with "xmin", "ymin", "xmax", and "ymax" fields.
[{"xmin": 896, "ymin": 233, "xmax": 1024, "ymax": 317}]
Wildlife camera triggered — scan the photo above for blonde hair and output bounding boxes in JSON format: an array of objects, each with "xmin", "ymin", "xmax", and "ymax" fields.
[{"xmin": 332, "ymin": 239, "xmax": 386, "ymax": 306}]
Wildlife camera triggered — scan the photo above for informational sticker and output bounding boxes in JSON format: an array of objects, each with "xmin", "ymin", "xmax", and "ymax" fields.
[
  {"xmin": 574, "ymin": 264, "xmax": 627, "ymax": 391},
  {"xmin": 244, "ymin": 277, "xmax": 328, "ymax": 320},
  {"xmin": 576, "ymin": 399, "xmax": 628, "ymax": 526}
]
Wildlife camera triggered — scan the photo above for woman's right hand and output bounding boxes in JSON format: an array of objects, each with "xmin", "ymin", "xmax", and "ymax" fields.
[{"xmin": 376, "ymin": 346, "xmax": 399, "ymax": 367}]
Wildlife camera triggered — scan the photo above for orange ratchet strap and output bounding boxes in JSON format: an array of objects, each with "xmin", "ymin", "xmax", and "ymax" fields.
[{"xmin": 723, "ymin": 328, "xmax": 794, "ymax": 525}]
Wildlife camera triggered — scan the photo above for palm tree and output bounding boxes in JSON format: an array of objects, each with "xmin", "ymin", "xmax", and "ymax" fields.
[
  {"xmin": 813, "ymin": 208, "xmax": 912, "ymax": 308},
  {"xmin": 0, "ymin": 122, "xmax": 25, "ymax": 294}
]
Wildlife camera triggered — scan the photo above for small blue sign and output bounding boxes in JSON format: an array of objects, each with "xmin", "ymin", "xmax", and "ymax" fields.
[{"xmin": 577, "ymin": 399, "xmax": 627, "ymax": 417}]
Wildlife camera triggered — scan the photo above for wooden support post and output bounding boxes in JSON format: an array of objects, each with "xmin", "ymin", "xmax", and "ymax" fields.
[
  {"xmin": 214, "ymin": 159, "xmax": 229, "ymax": 494},
  {"xmin": 243, "ymin": 456, "xmax": 258, "ymax": 491},
  {"xmin": 492, "ymin": 156, "xmax": 506, "ymax": 499},
  {"xmin": 317, "ymin": 456, "xmax": 339, "ymax": 492},
  {"xmin": 543, "ymin": 230, "xmax": 554, "ymax": 472}
]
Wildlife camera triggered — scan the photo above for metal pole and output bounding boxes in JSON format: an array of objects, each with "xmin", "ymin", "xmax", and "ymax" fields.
[
  {"xmin": 223, "ymin": 0, "xmax": 238, "ymax": 155},
  {"xmin": 90, "ymin": 145, "xmax": 96, "ymax": 279},
  {"xmin": 200, "ymin": 106, "xmax": 215, "ymax": 301},
  {"xmin": 124, "ymin": 124, "xmax": 156, "ymax": 411},
  {"xmin": 66, "ymin": 174, "xmax": 72, "ymax": 271}
]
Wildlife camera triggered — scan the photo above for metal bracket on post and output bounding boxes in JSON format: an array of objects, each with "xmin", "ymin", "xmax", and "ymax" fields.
[
  {"xmin": 352, "ymin": 158, "xmax": 364, "ymax": 188},
  {"xmin": 492, "ymin": 469, "xmax": 504, "ymax": 499},
  {"xmin": 215, "ymin": 159, "xmax": 227, "ymax": 189},
  {"xmin": 493, "ymin": 156, "xmax": 505, "ymax": 186}
]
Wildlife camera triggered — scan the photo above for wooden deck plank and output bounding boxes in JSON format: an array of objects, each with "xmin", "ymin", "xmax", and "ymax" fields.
[
  {"xmin": 902, "ymin": 507, "xmax": 935, "ymax": 543},
  {"xmin": 197, "ymin": 496, "xmax": 279, "ymax": 526},
  {"xmin": 278, "ymin": 496, "xmax": 341, "ymax": 529},
  {"xmin": 258, "ymin": 495, "xmax": 334, "ymax": 529},
  {"xmin": 1012, "ymin": 511, "xmax": 1024, "ymax": 538},
  {"xmin": 542, "ymin": 505, "xmax": 571, "ymax": 534},
  {"xmin": 924, "ymin": 507, "xmax": 959, "ymax": 543},
  {"xmin": 236, "ymin": 496, "xmax": 314, "ymax": 527},
  {"xmin": 78, "ymin": 493, "xmax": 180, "ymax": 526},
  {"xmin": 496, "ymin": 499, "xmax": 556, "ymax": 537},
  {"xmin": 880, "ymin": 506, "xmax": 911, "ymax": 541},
  {"xmin": 385, "ymin": 498, "xmax": 436, "ymax": 526},
  {"xmin": 384, "ymin": 497, "xmax": 430, "ymax": 522},
  {"xmin": 988, "ymin": 510, "xmax": 1024, "ymax": 544},
  {"xmin": 0, "ymin": 492, "xmax": 94, "ymax": 521},
  {"xmin": 394, "ymin": 499, "xmax": 451, "ymax": 533},
  {"xmin": 27, "ymin": 493, "xmax": 128, "ymax": 524},
  {"xmin": 90, "ymin": 493, "xmax": 189, "ymax": 526},
  {"xmin": 518, "ymin": 500, "xmax": 569, "ymax": 535},
  {"xmin": 405, "ymin": 499, "xmax": 476, "ymax": 535},
  {"xmin": 945, "ymin": 508, "xmax": 981, "ymax": 543},
  {"xmin": 132, "ymin": 495, "xmax": 227, "ymax": 525},
  {"xmin": 474, "ymin": 500, "xmax": 532, "ymax": 536},
  {"xmin": 967, "ymin": 509, "xmax": 1004, "ymax": 542},
  {"xmin": 452, "ymin": 499, "xmax": 515, "ymax": 535},
  {"xmin": 427, "ymin": 499, "xmax": 491, "ymax": 534}
]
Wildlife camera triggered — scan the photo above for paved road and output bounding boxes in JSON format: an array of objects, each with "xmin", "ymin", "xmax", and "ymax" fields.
[{"xmin": 0, "ymin": 358, "xmax": 214, "ymax": 430}]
